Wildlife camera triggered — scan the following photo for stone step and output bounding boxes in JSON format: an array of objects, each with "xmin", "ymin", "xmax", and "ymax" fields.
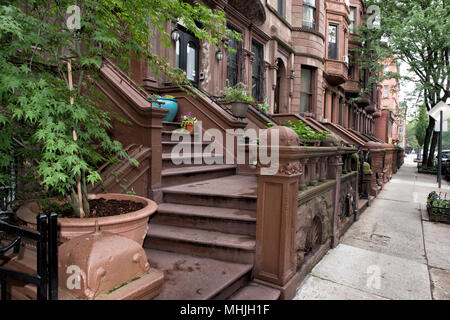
[
  {"xmin": 145, "ymin": 224, "xmax": 256, "ymax": 264},
  {"xmin": 162, "ymin": 130, "xmax": 194, "ymax": 142},
  {"xmin": 162, "ymin": 153, "xmax": 225, "ymax": 169},
  {"xmin": 151, "ymin": 203, "xmax": 256, "ymax": 236},
  {"xmin": 145, "ymin": 249, "xmax": 252, "ymax": 300},
  {"xmin": 161, "ymin": 164, "xmax": 237, "ymax": 187},
  {"xmin": 162, "ymin": 141, "xmax": 211, "ymax": 154},
  {"xmin": 229, "ymin": 281, "xmax": 281, "ymax": 300},
  {"xmin": 162, "ymin": 175, "xmax": 258, "ymax": 210},
  {"xmin": 162, "ymin": 121, "xmax": 182, "ymax": 131}
]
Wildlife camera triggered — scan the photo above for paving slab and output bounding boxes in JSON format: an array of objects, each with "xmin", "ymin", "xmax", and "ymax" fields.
[
  {"xmin": 294, "ymin": 275, "xmax": 388, "ymax": 300},
  {"xmin": 341, "ymin": 199, "xmax": 426, "ymax": 264},
  {"xmin": 423, "ymin": 221, "xmax": 450, "ymax": 270},
  {"xmin": 429, "ymin": 267, "xmax": 450, "ymax": 300},
  {"xmin": 310, "ymin": 244, "xmax": 432, "ymax": 300}
]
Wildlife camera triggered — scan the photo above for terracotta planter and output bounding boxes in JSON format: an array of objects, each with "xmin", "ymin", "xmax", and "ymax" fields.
[
  {"xmin": 16, "ymin": 193, "xmax": 157, "ymax": 245},
  {"xmin": 185, "ymin": 123, "xmax": 195, "ymax": 133}
]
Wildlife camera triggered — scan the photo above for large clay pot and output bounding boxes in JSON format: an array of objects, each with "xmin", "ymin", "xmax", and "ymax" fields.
[
  {"xmin": 150, "ymin": 97, "xmax": 178, "ymax": 122},
  {"xmin": 230, "ymin": 101, "xmax": 249, "ymax": 118},
  {"xmin": 16, "ymin": 193, "xmax": 157, "ymax": 245}
]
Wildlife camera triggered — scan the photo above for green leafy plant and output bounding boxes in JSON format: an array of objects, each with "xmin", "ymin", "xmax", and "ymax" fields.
[
  {"xmin": 283, "ymin": 120, "xmax": 330, "ymax": 142},
  {"xmin": 257, "ymin": 99, "xmax": 270, "ymax": 114},
  {"xmin": 0, "ymin": 1, "xmax": 237, "ymax": 217},
  {"xmin": 223, "ymin": 82, "xmax": 255, "ymax": 104},
  {"xmin": 427, "ymin": 191, "xmax": 450, "ymax": 215}
]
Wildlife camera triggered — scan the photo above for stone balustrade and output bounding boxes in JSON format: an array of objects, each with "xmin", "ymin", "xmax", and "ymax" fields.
[{"xmin": 254, "ymin": 126, "xmax": 358, "ymax": 299}]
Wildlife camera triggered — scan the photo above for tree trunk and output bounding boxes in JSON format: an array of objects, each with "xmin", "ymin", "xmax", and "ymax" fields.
[
  {"xmin": 427, "ymin": 130, "xmax": 439, "ymax": 167},
  {"xmin": 422, "ymin": 116, "xmax": 435, "ymax": 167}
]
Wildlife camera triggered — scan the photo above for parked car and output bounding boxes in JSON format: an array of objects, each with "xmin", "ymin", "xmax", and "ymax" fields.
[{"xmin": 436, "ymin": 150, "xmax": 450, "ymax": 164}]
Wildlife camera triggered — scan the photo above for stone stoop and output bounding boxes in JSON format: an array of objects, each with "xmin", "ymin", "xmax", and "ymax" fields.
[{"xmin": 142, "ymin": 122, "xmax": 271, "ymax": 300}]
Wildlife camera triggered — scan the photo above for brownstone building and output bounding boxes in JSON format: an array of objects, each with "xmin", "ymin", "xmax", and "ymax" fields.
[{"xmin": 132, "ymin": 0, "xmax": 380, "ymax": 137}]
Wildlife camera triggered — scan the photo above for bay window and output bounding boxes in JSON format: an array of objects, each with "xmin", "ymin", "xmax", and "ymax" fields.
[{"xmin": 303, "ymin": 0, "xmax": 316, "ymax": 29}]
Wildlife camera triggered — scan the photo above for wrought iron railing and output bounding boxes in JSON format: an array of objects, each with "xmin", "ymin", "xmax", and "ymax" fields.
[{"xmin": 0, "ymin": 213, "xmax": 58, "ymax": 300}]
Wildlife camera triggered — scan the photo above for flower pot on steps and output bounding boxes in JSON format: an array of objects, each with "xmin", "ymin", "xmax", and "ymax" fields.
[
  {"xmin": 149, "ymin": 97, "xmax": 178, "ymax": 122},
  {"xmin": 185, "ymin": 123, "xmax": 195, "ymax": 133},
  {"xmin": 230, "ymin": 101, "xmax": 249, "ymax": 118},
  {"xmin": 16, "ymin": 193, "xmax": 158, "ymax": 245}
]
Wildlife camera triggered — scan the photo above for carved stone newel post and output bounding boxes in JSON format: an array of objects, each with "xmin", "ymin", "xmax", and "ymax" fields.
[{"xmin": 255, "ymin": 126, "xmax": 303, "ymax": 298}]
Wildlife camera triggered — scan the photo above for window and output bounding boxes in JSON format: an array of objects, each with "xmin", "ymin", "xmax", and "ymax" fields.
[
  {"xmin": 186, "ymin": 42, "xmax": 197, "ymax": 82},
  {"xmin": 303, "ymin": 0, "xmax": 316, "ymax": 29},
  {"xmin": 383, "ymin": 85, "xmax": 389, "ymax": 98},
  {"xmin": 384, "ymin": 64, "xmax": 390, "ymax": 74},
  {"xmin": 328, "ymin": 24, "xmax": 338, "ymax": 60},
  {"xmin": 278, "ymin": 0, "xmax": 285, "ymax": 17},
  {"xmin": 300, "ymin": 67, "xmax": 314, "ymax": 113},
  {"xmin": 252, "ymin": 41, "xmax": 264, "ymax": 101},
  {"xmin": 226, "ymin": 26, "xmax": 241, "ymax": 87},
  {"xmin": 349, "ymin": 6, "xmax": 357, "ymax": 33}
]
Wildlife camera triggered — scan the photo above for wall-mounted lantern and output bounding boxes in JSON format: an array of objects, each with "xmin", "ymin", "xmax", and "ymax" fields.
[
  {"xmin": 171, "ymin": 29, "xmax": 180, "ymax": 42},
  {"xmin": 215, "ymin": 49, "xmax": 223, "ymax": 61}
]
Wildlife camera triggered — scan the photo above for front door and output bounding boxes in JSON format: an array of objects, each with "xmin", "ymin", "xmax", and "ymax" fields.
[{"xmin": 176, "ymin": 28, "xmax": 199, "ymax": 86}]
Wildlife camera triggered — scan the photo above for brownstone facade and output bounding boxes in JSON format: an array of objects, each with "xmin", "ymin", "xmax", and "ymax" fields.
[{"xmin": 131, "ymin": 0, "xmax": 380, "ymax": 137}]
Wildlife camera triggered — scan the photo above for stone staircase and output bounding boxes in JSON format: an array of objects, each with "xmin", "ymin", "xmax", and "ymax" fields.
[{"xmin": 144, "ymin": 122, "xmax": 280, "ymax": 300}]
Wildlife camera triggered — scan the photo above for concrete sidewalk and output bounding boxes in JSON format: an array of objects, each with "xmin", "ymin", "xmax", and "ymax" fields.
[{"xmin": 294, "ymin": 154, "xmax": 450, "ymax": 300}]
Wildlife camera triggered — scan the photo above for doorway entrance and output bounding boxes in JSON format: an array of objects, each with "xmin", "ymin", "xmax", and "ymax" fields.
[{"xmin": 175, "ymin": 27, "xmax": 199, "ymax": 86}]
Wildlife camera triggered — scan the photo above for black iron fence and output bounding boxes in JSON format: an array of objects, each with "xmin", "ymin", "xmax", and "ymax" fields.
[{"xmin": 0, "ymin": 213, "xmax": 58, "ymax": 300}]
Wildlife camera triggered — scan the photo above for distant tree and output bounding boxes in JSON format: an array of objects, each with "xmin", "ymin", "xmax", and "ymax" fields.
[
  {"xmin": 406, "ymin": 121, "xmax": 419, "ymax": 150},
  {"xmin": 355, "ymin": 0, "xmax": 449, "ymax": 167},
  {"xmin": 415, "ymin": 105, "xmax": 429, "ymax": 159}
]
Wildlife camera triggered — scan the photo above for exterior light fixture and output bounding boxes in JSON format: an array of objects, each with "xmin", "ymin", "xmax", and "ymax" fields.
[
  {"xmin": 216, "ymin": 49, "xmax": 223, "ymax": 61},
  {"xmin": 171, "ymin": 29, "xmax": 180, "ymax": 42}
]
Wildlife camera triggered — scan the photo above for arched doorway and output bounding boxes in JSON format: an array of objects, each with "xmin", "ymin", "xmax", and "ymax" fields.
[{"xmin": 274, "ymin": 58, "xmax": 288, "ymax": 114}]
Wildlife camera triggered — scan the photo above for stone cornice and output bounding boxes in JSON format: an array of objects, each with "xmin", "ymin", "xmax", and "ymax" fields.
[{"xmin": 292, "ymin": 27, "xmax": 325, "ymax": 41}]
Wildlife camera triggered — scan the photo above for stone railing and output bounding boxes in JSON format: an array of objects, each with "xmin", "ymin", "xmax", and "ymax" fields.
[{"xmin": 254, "ymin": 126, "xmax": 358, "ymax": 299}]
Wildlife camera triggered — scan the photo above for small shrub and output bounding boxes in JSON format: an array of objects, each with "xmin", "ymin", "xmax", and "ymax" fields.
[{"xmin": 223, "ymin": 82, "xmax": 255, "ymax": 104}]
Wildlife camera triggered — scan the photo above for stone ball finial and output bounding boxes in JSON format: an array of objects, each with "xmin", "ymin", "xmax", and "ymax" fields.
[
  {"xmin": 265, "ymin": 125, "xmax": 300, "ymax": 147},
  {"xmin": 321, "ymin": 133, "xmax": 339, "ymax": 147}
]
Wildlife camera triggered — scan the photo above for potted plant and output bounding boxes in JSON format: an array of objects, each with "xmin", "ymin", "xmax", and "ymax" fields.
[
  {"xmin": 283, "ymin": 120, "xmax": 330, "ymax": 146},
  {"xmin": 427, "ymin": 191, "xmax": 450, "ymax": 224},
  {"xmin": 223, "ymin": 82, "xmax": 255, "ymax": 118},
  {"xmin": 148, "ymin": 94, "xmax": 179, "ymax": 122},
  {"xmin": 181, "ymin": 112, "xmax": 197, "ymax": 133}
]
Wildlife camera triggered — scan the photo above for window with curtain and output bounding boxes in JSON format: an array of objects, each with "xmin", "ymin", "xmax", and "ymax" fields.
[
  {"xmin": 251, "ymin": 41, "xmax": 264, "ymax": 101},
  {"xmin": 300, "ymin": 67, "xmax": 314, "ymax": 113},
  {"xmin": 349, "ymin": 6, "xmax": 357, "ymax": 33},
  {"xmin": 302, "ymin": 0, "xmax": 316, "ymax": 29},
  {"xmin": 383, "ymin": 85, "xmax": 389, "ymax": 98},
  {"xmin": 328, "ymin": 24, "xmax": 338, "ymax": 60},
  {"xmin": 278, "ymin": 0, "xmax": 285, "ymax": 17},
  {"xmin": 226, "ymin": 26, "xmax": 241, "ymax": 87}
]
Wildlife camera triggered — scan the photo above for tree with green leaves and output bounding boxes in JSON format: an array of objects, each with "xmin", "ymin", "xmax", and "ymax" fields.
[
  {"xmin": 415, "ymin": 105, "xmax": 429, "ymax": 159},
  {"xmin": 354, "ymin": 0, "xmax": 449, "ymax": 167},
  {"xmin": 0, "ymin": 0, "xmax": 236, "ymax": 217}
]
